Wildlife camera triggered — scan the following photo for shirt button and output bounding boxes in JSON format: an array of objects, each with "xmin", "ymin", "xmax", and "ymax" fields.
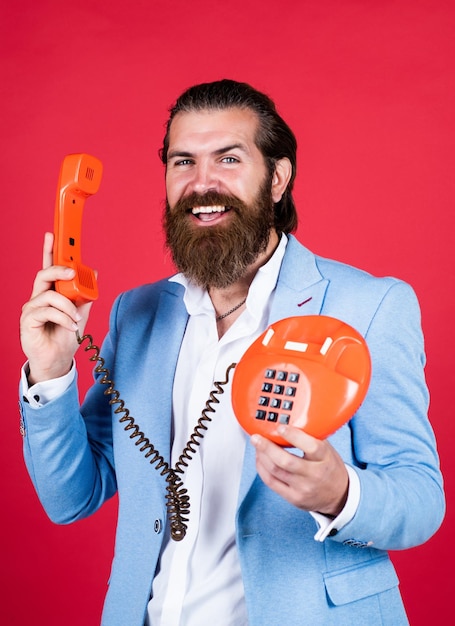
[
  {"xmin": 329, "ymin": 528, "xmax": 338, "ymax": 537},
  {"xmin": 154, "ymin": 519, "xmax": 162, "ymax": 534}
]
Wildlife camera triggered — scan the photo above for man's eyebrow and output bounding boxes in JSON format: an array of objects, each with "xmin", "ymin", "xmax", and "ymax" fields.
[
  {"xmin": 212, "ymin": 143, "xmax": 249, "ymax": 156},
  {"xmin": 167, "ymin": 143, "xmax": 249, "ymax": 161},
  {"xmin": 167, "ymin": 150, "xmax": 194, "ymax": 161}
]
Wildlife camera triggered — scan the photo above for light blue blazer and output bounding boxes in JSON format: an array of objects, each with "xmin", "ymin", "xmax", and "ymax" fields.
[{"xmin": 21, "ymin": 236, "xmax": 445, "ymax": 626}]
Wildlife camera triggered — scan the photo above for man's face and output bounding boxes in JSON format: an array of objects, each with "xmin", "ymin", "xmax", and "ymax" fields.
[{"xmin": 163, "ymin": 107, "xmax": 277, "ymax": 289}]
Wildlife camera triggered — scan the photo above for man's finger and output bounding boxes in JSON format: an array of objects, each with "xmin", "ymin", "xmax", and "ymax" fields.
[
  {"xmin": 275, "ymin": 425, "xmax": 324, "ymax": 460},
  {"xmin": 42, "ymin": 231, "xmax": 54, "ymax": 269}
]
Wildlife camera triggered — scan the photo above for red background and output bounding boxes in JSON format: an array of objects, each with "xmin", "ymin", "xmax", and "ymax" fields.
[{"xmin": 2, "ymin": 1, "xmax": 454, "ymax": 624}]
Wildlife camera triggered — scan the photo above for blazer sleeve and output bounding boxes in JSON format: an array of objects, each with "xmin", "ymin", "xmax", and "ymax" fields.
[
  {"xmin": 20, "ymin": 301, "xmax": 121, "ymax": 524},
  {"xmin": 331, "ymin": 280, "xmax": 445, "ymax": 550}
]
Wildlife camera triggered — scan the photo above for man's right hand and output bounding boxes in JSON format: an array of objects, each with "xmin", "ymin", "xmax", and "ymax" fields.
[{"xmin": 20, "ymin": 232, "xmax": 94, "ymax": 384}]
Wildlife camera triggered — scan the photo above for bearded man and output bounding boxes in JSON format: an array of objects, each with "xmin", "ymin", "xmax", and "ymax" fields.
[{"xmin": 19, "ymin": 79, "xmax": 444, "ymax": 626}]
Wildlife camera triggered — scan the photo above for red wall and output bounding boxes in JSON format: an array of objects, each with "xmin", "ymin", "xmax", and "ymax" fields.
[{"xmin": 2, "ymin": 1, "xmax": 454, "ymax": 623}]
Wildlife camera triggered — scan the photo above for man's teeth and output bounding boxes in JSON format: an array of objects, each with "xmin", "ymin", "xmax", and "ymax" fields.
[{"xmin": 192, "ymin": 205, "xmax": 226, "ymax": 215}]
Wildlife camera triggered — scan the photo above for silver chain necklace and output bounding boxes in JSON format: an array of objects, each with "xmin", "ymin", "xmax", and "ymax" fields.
[{"xmin": 215, "ymin": 298, "xmax": 247, "ymax": 321}]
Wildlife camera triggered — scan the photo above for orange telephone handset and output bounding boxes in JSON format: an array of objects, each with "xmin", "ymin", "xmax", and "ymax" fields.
[
  {"xmin": 53, "ymin": 153, "xmax": 103, "ymax": 304},
  {"xmin": 231, "ymin": 315, "xmax": 371, "ymax": 445}
]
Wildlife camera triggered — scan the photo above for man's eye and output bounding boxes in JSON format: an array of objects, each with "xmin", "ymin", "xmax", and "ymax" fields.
[
  {"xmin": 221, "ymin": 156, "xmax": 239, "ymax": 164},
  {"xmin": 175, "ymin": 159, "xmax": 193, "ymax": 166}
]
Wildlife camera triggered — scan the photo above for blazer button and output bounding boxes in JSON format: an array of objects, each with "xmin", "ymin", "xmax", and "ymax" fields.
[{"xmin": 154, "ymin": 519, "xmax": 162, "ymax": 534}]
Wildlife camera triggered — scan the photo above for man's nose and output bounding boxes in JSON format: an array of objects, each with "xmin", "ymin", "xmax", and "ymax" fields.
[{"xmin": 190, "ymin": 161, "xmax": 219, "ymax": 194}]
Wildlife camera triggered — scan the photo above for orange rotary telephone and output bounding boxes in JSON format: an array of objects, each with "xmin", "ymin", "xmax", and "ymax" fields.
[
  {"xmin": 231, "ymin": 315, "xmax": 371, "ymax": 445},
  {"xmin": 53, "ymin": 153, "xmax": 102, "ymax": 304}
]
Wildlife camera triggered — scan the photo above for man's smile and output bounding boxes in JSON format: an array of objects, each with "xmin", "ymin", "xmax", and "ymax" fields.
[{"xmin": 191, "ymin": 205, "xmax": 232, "ymax": 222}]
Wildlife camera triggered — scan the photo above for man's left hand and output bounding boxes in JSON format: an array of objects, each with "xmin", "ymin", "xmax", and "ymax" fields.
[{"xmin": 251, "ymin": 425, "xmax": 349, "ymax": 517}]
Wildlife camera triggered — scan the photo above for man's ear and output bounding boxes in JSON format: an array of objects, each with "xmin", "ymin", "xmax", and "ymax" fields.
[{"xmin": 271, "ymin": 157, "xmax": 292, "ymax": 203}]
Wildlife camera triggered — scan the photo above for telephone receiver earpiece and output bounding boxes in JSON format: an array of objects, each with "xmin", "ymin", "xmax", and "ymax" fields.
[{"xmin": 53, "ymin": 153, "xmax": 103, "ymax": 304}]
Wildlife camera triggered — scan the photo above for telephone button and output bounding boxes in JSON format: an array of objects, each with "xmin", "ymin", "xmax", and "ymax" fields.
[
  {"xmin": 270, "ymin": 398, "xmax": 281, "ymax": 409},
  {"xmin": 267, "ymin": 412, "xmax": 278, "ymax": 422},
  {"xmin": 276, "ymin": 371, "xmax": 288, "ymax": 381},
  {"xmin": 262, "ymin": 382, "xmax": 273, "ymax": 393},
  {"xmin": 264, "ymin": 369, "xmax": 276, "ymax": 379},
  {"xmin": 273, "ymin": 384, "xmax": 285, "ymax": 395},
  {"xmin": 285, "ymin": 386, "xmax": 296, "ymax": 397},
  {"xmin": 282, "ymin": 400, "xmax": 293, "ymax": 411},
  {"xmin": 258, "ymin": 396, "xmax": 269, "ymax": 406},
  {"xmin": 288, "ymin": 373, "xmax": 300, "ymax": 383},
  {"xmin": 256, "ymin": 410, "xmax": 267, "ymax": 420},
  {"xmin": 279, "ymin": 414, "xmax": 291, "ymax": 425}
]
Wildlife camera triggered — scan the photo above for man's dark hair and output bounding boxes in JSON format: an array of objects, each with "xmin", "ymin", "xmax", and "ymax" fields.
[{"xmin": 161, "ymin": 79, "xmax": 298, "ymax": 234}]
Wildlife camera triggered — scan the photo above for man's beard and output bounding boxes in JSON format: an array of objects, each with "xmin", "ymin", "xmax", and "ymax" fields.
[{"xmin": 163, "ymin": 177, "xmax": 275, "ymax": 289}]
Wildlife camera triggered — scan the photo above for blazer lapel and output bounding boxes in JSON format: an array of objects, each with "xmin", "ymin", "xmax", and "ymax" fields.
[
  {"xmin": 139, "ymin": 284, "xmax": 189, "ymax": 459},
  {"xmin": 269, "ymin": 235, "xmax": 329, "ymax": 323}
]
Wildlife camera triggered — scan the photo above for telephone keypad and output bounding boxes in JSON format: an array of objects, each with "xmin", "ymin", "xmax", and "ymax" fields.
[{"xmin": 255, "ymin": 368, "xmax": 299, "ymax": 425}]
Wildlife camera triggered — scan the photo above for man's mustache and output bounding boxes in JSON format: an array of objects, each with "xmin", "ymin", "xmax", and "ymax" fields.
[{"xmin": 170, "ymin": 191, "xmax": 248, "ymax": 214}]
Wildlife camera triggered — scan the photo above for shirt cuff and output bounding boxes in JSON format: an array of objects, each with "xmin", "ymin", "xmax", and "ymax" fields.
[
  {"xmin": 310, "ymin": 464, "xmax": 360, "ymax": 542},
  {"xmin": 21, "ymin": 361, "xmax": 76, "ymax": 408}
]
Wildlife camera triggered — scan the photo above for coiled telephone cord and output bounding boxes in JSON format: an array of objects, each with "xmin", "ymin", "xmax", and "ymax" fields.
[{"xmin": 76, "ymin": 329, "xmax": 236, "ymax": 542}]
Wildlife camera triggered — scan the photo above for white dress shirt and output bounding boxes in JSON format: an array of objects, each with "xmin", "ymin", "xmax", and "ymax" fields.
[{"xmin": 147, "ymin": 235, "xmax": 287, "ymax": 625}]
